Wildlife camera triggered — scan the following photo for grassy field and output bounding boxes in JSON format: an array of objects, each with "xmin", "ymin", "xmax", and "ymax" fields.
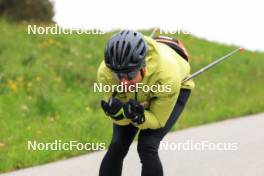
[{"xmin": 0, "ymin": 19, "xmax": 264, "ymax": 173}]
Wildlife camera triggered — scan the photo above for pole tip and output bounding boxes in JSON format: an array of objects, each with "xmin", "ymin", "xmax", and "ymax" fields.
[{"xmin": 239, "ymin": 47, "xmax": 245, "ymax": 52}]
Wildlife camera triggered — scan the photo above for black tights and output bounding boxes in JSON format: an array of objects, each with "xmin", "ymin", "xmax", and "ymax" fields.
[{"xmin": 99, "ymin": 89, "xmax": 191, "ymax": 176}]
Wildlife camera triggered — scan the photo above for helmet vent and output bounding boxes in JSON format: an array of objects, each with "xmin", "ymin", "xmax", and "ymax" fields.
[
  {"xmin": 136, "ymin": 39, "xmax": 143, "ymax": 49},
  {"xmin": 110, "ymin": 46, "xmax": 114, "ymax": 57},
  {"xmin": 124, "ymin": 43, "xmax": 131, "ymax": 57},
  {"xmin": 121, "ymin": 41, "xmax": 125, "ymax": 51},
  {"xmin": 116, "ymin": 41, "xmax": 119, "ymax": 50},
  {"xmin": 140, "ymin": 46, "xmax": 146, "ymax": 55}
]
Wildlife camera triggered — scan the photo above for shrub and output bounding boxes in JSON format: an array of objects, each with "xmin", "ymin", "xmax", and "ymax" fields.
[{"xmin": 0, "ymin": 0, "xmax": 54, "ymax": 22}]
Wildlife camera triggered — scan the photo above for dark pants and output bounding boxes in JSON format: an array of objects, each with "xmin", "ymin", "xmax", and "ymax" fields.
[{"xmin": 99, "ymin": 89, "xmax": 191, "ymax": 176}]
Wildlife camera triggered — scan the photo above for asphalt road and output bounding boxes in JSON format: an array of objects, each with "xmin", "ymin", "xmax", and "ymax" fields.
[{"xmin": 1, "ymin": 113, "xmax": 264, "ymax": 176}]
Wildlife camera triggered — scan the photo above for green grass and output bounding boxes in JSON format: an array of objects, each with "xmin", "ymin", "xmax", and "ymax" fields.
[{"xmin": 0, "ymin": 20, "xmax": 264, "ymax": 173}]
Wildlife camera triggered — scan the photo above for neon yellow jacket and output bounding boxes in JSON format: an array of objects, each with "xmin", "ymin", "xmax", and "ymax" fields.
[{"xmin": 97, "ymin": 36, "xmax": 195, "ymax": 130}]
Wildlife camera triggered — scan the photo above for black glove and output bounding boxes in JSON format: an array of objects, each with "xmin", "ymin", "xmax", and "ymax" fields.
[
  {"xmin": 101, "ymin": 97, "xmax": 124, "ymax": 120},
  {"xmin": 123, "ymin": 99, "xmax": 145, "ymax": 125}
]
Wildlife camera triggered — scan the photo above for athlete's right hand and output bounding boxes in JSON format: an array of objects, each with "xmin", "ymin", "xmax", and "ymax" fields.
[{"xmin": 101, "ymin": 97, "xmax": 124, "ymax": 120}]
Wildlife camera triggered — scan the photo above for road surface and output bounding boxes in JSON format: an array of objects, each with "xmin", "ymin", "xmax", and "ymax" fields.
[{"xmin": 1, "ymin": 113, "xmax": 264, "ymax": 176}]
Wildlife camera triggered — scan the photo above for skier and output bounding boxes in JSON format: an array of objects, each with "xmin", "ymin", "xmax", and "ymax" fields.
[{"xmin": 97, "ymin": 29, "xmax": 195, "ymax": 176}]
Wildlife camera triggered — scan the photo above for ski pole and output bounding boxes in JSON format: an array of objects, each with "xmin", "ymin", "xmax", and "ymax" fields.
[
  {"xmin": 182, "ymin": 47, "xmax": 244, "ymax": 83},
  {"xmin": 141, "ymin": 47, "xmax": 244, "ymax": 109},
  {"xmin": 150, "ymin": 27, "xmax": 159, "ymax": 38}
]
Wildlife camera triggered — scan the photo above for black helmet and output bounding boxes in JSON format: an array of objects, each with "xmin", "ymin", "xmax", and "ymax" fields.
[{"xmin": 104, "ymin": 30, "xmax": 147, "ymax": 73}]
